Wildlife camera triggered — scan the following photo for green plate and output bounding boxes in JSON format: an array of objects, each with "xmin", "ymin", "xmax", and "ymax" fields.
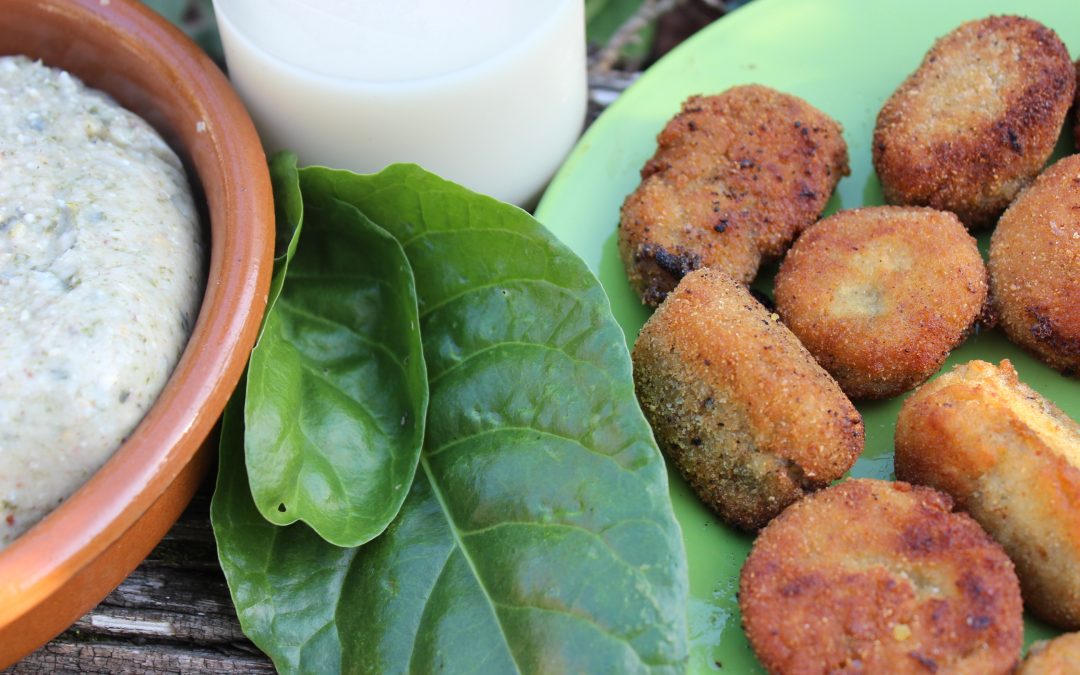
[{"xmin": 535, "ymin": 0, "xmax": 1080, "ymax": 671}]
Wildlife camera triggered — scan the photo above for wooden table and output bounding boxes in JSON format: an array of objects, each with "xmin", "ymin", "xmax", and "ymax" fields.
[
  {"xmin": 8, "ymin": 488, "xmax": 274, "ymax": 674},
  {"xmin": 5, "ymin": 74, "xmax": 636, "ymax": 675}
]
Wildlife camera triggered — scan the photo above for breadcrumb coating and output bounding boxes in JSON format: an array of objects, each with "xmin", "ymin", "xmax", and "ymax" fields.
[
  {"xmin": 775, "ymin": 206, "xmax": 987, "ymax": 399},
  {"xmin": 619, "ymin": 84, "xmax": 848, "ymax": 305},
  {"xmin": 740, "ymin": 479, "xmax": 1023, "ymax": 675},
  {"xmin": 873, "ymin": 16, "xmax": 1074, "ymax": 228},
  {"xmin": 896, "ymin": 360, "xmax": 1080, "ymax": 628},
  {"xmin": 989, "ymin": 154, "xmax": 1080, "ymax": 376},
  {"xmin": 632, "ymin": 268, "xmax": 862, "ymax": 531}
]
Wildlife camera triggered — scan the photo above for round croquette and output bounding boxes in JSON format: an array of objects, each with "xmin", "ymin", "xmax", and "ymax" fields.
[
  {"xmin": 989, "ymin": 154, "xmax": 1080, "ymax": 376},
  {"xmin": 1017, "ymin": 632, "xmax": 1080, "ymax": 674},
  {"xmin": 873, "ymin": 16, "xmax": 1074, "ymax": 228},
  {"xmin": 740, "ymin": 479, "xmax": 1024, "ymax": 675},
  {"xmin": 774, "ymin": 206, "xmax": 988, "ymax": 399},
  {"xmin": 619, "ymin": 84, "xmax": 849, "ymax": 306},
  {"xmin": 631, "ymin": 268, "xmax": 863, "ymax": 531},
  {"xmin": 895, "ymin": 359, "xmax": 1080, "ymax": 629}
]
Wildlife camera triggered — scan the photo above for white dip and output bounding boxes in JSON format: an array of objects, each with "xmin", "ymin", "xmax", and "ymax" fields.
[{"xmin": 0, "ymin": 57, "xmax": 204, "ymax": 549}]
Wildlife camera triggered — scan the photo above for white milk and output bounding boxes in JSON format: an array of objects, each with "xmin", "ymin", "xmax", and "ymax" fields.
[{"xmin": 214, "ymin": 0, "xmax": 587, "ymax": 206}]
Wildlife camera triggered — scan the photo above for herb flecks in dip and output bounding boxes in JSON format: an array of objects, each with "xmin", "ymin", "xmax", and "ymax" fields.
[{"xmin": 0, "ymin": 57, "xmax": 204, "ymax": 548}]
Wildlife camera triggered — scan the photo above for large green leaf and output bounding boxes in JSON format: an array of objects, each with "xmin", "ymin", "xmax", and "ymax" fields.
[
  {"xmin": 215, "ymin": 164, "xmax": 689, "ymax": 673},
  {"xmin": 244, "ymin": 155, "xmax": 427, "ymax": 547}
]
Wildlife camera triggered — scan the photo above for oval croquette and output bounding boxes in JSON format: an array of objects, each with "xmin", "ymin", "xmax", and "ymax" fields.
[
  {"xmin": 989, "ymin": 154, "xmax": 1080, "ymax": 376},
  {"xmin": 895, "ymin": 360, "xmax": 1080, "ymax": 629},
  {"xmin": 775, "ymin": 206, "xmax": 988, "ymax": 399},
  {"xmin": 619, "ymin": 84, "xmax": 849, "ymax": 306},
  {"xmin": 631, "ymin": 268, "xmax": 863, "ymax": 531},
  {"xmin": 873, "ymin": 16, "xmax": 1074, "ymax": 228},
  {"xmin": 740, "ymin": 479, "xmax": 1023, "ymax": 675}
]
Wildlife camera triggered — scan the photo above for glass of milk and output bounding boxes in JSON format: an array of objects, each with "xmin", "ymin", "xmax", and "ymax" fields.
[{"xmin": 213, "ymin": 0, "xmax": 587, "ymax": 207}]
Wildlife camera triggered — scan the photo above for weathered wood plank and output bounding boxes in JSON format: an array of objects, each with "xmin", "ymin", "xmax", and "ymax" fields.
[
  {"xmin": 9, "ymin": 641, "xmax": 275, "ymax": 674},
  {"xmin": 4, "ymin": 484, "xmax": 275, "ymax": 673}
]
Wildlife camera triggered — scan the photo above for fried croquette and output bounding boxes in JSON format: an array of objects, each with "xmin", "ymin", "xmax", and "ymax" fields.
[
  {"xmin": 774, "ymin": 206, "xmax": 988, "ymax": 399},
  {"xmin": 631, "ymin": 268, "xmax": 863, "ymax": 531},
  {"xmin": 1017, "ymin": 632, "xmax": 1080, "ymax": 674},
  {"xmin": 895, "ymin": 360, "xmax": 1080, "ymax": 629},
  {"xmin": 740, "ymin": 479, "xmax": 1023, "ymax": 675},
  {"xmin": 989, "ymin": 154, "xmax": 1080, "ymax": 375},
  {"xmin": 873, "ymin": 16, "xmax": 1074, "ymax": 228},
  {"xmin": 619, "ymin": 84, "xmax": 849, "ymax": 306}
]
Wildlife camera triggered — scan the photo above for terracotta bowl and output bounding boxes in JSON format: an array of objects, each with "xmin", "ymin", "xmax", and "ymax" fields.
[{"xmin": 0, "ymin": 0, "xmax": 273, "ymax": 666}]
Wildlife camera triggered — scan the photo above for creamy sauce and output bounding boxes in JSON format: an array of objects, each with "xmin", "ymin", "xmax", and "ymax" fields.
[{"xmin": 0, "ymin": 57, "xmax": 204, "ymax": 549}]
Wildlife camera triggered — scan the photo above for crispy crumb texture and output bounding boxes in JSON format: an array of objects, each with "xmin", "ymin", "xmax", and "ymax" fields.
[
  {"xmin": 632, "ymin": 268, "xmax": 862, "ymax": 531},
  {"xmin": 896, "ymin": 359, "xmax": 1080, "ymax": 629},
  {"xmin": 775, "ymin": 206, "xmax": 988, "ymax": 399},
  {"xmin": 619, "ymin": 84, "xmax": 848, "ymax": 305},
  {"xmin": 740, "ymin": 479, "xmax": 1023, "ymax": 675},
  {"xmin": 873, "ymin": 16, "xmax": 1074, "ymax": 228},
  {"xmin": 989, "ymin": 154, "xmax": 1080, "ymax": 376}
]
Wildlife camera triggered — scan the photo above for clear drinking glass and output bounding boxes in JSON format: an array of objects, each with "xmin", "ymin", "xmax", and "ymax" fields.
[{"xmin": 213, "ymin": 0, "xmax": 587, "ymax": 207}]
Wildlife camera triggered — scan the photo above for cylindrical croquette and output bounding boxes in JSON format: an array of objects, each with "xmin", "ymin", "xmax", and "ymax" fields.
[
  {"xmin": 895, "ymin": 359, "xmax": 1080, "ymax": 629},
  {"xmin": 740, "ymin": 479, "xmax": 1023, "ymax": 675},
  {"xmin": 989, "ymin": 154, "xmax": 1080, "ymax": 376},
  {"xmin": 775, "ymin": 206, "xmax": 988, "ymax": 399},
  {"xmin": 619, "ymin": 84, "xmax": 849, "ymax": 306},
  {"xmin": 631, "ymin": 267, "xmax": 863, "ymax": 531},
  {"xmin": 873, "ymin": 16, "xmax": 1074, "ymax": 228}
]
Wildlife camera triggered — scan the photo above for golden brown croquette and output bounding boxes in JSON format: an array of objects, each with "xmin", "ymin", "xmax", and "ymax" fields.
[
  {"xmin": 873, "ymin": 16, "xmax": 1074, "ymax": 228},
  {"xmin": 774, "ymin": 206, "xmax": 988, "ymax": 399},
  {"xmin": 895, "ymin": 360, "xmax": 1080, "ymax": 629},
  {"xmin": 631, "ymin": 268, "xmax": 863, "ymax": 531},
  {"xmin": 619, "ymin": 84, "xmax": 849, "ymax": 306},
  {"xmin": 989, "ymin": 154, "xmax": 1080, "ymax": 376},
  {"xmin": 1017, "ymin": 632, "xmax": 1080, "ymax": 674},
  {"xmin": 740, "ymin": 479, "xmax": 1023, "ymax": 675}
]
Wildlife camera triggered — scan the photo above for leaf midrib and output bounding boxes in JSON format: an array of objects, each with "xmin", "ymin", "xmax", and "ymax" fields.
[{"xmin": 416, "ymin": 454, "xmax": 524, "ymax": 675}]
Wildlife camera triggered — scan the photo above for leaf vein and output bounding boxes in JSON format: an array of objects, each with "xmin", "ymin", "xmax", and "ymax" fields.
[
  {"xmin": 277, "ymin": 301, "xmax": 409, "ymax": 374},
  {"xmin": 427, "ymin": 339, "xmax": 605, "ymax": 389},
  {"xmin": 459, "ymin": 519, "xmax": 669, "ymax": 625},
  {"xmin": 418, "ymin": 277, "xmax": 571, "ymax": 322},
  {"xmin": 425, "ymin": 426, "xmax": 639, "ymax": 480},
  {"xmin": 405, "ymin": 545, "xmax": 457, "ymax": 675},
  {"xmin": 490, "ymin": 602, "xmax": 656, "ymax": 669},
  {"xmin": 418, "ymin": 460, "xmax": 524, "ymax": 675}
]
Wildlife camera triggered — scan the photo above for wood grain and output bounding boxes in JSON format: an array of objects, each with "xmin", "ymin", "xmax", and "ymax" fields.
[{"xmin": 5, "ymin": 489, "xmax": 274, "ymax": 674}]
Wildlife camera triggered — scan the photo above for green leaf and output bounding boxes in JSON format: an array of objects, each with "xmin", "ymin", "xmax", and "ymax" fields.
[
  {"xmin": 215, "ymin": 164, "xmax": 689, "ymax": 673},
  {"xmin": 213, "ymin": 387, "xmax": 347, "ymax": 673},
  {"xmin": 243, "ymin": 158, "xmax": 427, "ymax": 547},
  {"xmin": 266, "ymin": 151, "xmax": 304, "ymax": 309}
]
